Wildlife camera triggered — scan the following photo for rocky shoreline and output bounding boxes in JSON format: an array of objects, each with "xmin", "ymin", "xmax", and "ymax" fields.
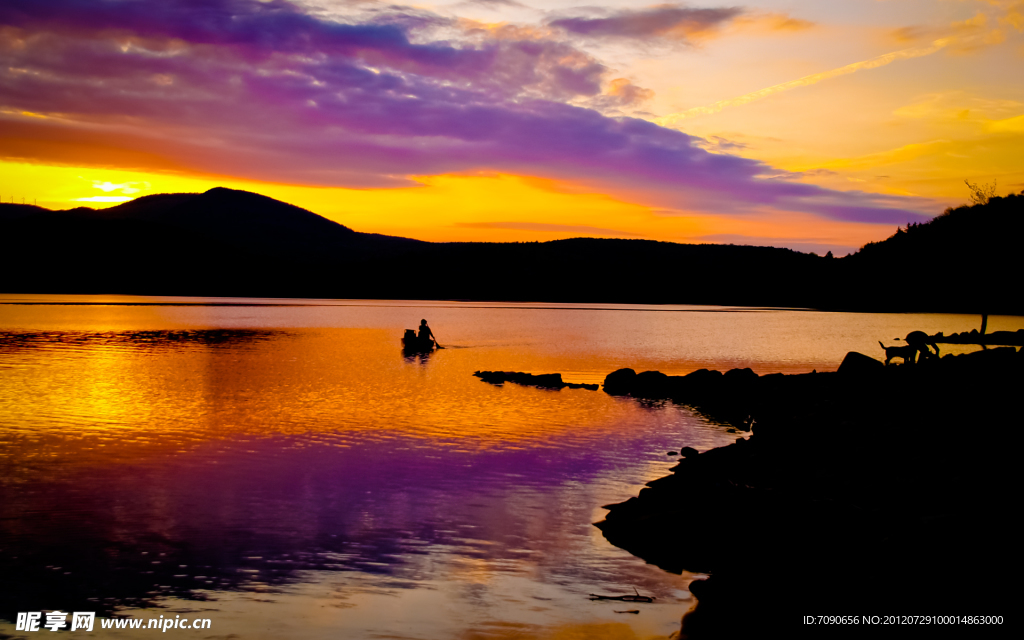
[
  {"xmin": 929, "ymin": 328, "xmax": 1024, "ymax": 346},
  {"xmin": 595, "ymin": 348, "xmax": 1019, "ymax": 637}
]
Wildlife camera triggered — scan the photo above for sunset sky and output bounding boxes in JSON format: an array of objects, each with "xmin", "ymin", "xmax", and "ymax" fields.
[{"xmin": 2, "ymin": 0, "xmax": 1022, "ymax": 255}]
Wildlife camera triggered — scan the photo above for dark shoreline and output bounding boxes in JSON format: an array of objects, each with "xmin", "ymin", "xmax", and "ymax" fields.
[{"xmin": 595, "ymin": 348, "xmax": 1019, "ymax": 637}]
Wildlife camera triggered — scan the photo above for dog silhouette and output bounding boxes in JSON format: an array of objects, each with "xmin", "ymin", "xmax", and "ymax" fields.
[{"xmin": 879, "ymin": 341, "xmax": 918, "ymax": 365}]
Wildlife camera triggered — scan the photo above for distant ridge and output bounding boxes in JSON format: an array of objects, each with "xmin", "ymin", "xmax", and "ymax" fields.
[
  {"xmin": 1, "ymin": 187, "xmax": 1020, "ymax": 313},
  {"xmin": 79, "ymin": 192, "xmax": 201, "ymax": 221},
  {"xmin": 0, "ymin": 202, "xmax": 50, "ymax": 223}
]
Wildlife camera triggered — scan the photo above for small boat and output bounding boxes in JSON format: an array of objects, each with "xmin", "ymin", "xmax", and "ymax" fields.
[{"xmin": 402, "ymin": 329, "xmax": 435, "ymax": 353}]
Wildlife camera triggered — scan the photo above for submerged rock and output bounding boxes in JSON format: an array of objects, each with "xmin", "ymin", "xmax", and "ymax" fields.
[
  {"xmin": 473, "ymin": 370, "xmax": 598, "ymax": 390},
  {"xmin": 938, "ymin": 328, "xmax": 1024, "ymax": 345}
]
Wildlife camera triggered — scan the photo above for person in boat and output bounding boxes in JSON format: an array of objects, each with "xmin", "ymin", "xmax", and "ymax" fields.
[{"xmin": 418, "ymin": 319, "xmax": 436, "ymax": 345}]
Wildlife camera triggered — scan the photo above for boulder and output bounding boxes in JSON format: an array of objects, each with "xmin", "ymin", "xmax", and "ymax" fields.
[
  {"xmin": 723, "ymin": 367, "xmax": 758, "ymax": 382},
  {"xmin": 603, "ymin": 368, "xmax": 637, "ymax": 395},
  {"xmin": 685, "ymin": 368, "xmax": 724, "ymax": 382},
  {"xmin": 837, "ymin": 351, "xmax": 884, "ymax": 377},
  {"xmin": 632, "ymin": 370, "xmax": 671, "ymax": 397},
  {"xmin": 530, "ymin": 373, "xmax": 563, "ymax": 387}
]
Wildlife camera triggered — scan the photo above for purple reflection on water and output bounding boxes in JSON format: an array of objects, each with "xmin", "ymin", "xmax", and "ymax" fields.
[{"xmin": 1, "ymin": 422, "xmax": 714, "ymax": 617}]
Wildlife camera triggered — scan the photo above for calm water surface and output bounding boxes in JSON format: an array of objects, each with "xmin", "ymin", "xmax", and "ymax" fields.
[{"xmin": 1, "ymin": 295, "xmax": 1019, "ymax": 639}]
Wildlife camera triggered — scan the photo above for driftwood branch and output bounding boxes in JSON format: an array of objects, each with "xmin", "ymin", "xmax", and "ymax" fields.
[{"xmin": 588, "ymin": 587, "xmax": 655, "ymax": 603}]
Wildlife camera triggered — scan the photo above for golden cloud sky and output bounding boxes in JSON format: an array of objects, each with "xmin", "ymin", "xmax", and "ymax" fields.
[{"xmin": 2, "ymin": 0, "xmax": 1022, "ymax": 256}]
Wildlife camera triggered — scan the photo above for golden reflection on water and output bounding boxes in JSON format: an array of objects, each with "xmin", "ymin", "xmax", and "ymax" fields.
[{"xmin": 0, "ymin": 326, "xmax": 691, "ymax": 471}]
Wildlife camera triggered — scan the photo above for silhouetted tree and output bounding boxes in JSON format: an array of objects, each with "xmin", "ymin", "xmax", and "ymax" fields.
[{"xmin": 965, "ymin": 178, "xmax": 997, "ymax": 205}]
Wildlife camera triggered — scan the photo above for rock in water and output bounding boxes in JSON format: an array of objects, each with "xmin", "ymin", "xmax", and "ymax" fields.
[{"xmin": 602, "ymin": 368, "xmax": 637, "ymax": 395}]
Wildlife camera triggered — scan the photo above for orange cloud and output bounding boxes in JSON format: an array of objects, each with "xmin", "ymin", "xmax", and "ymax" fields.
[
  {"xmin": 656, "ymin": 38, "xmax": 951, "ymax": 124},
  {"xmin": 734, "ymin": 12, "xmax": 815, "ymax": 33},
  {"xmin": 0, "ymin": 116, "xmax": 192, "ymax": 173},
  {"xmin": 889, "ymin": 2, "xmax": 1024, "ymax": 53},
  {"xmin": 1003, "ymin": 2, "xmax": 1024, "ymax": 30}
]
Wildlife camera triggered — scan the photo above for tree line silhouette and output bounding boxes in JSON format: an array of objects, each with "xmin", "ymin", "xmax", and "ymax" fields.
[{"xmin": 1, "ymin": 186, "xmax": 1020, "ymax": 314}]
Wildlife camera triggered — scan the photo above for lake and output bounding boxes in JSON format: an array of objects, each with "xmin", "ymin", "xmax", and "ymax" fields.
[{"xmin": 1, "ymin": 295, "xmax": 1019, "ymax": 639}]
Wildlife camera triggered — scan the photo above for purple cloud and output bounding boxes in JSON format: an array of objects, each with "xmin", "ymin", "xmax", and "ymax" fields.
[
  {"xmin": 0, "ymin": 0, "xmax": 609, "ymax": 98},
  {"xmin": 455, "ymin": 0, "xmax": 528, "ymax": 8},
  {"xmin": 0, "ymin": 0, "xmax": 933, "ymax": 224},
  {"xmin": 547, "ymin": 4, "xmax": 743, "ymax": 42},
  {"xmin": 695, "ymin": 135, "xmax": 748, "ymax": 152}
]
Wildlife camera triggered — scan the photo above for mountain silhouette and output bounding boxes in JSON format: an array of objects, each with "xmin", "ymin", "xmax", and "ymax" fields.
[
  {"xmin": 1, "ymin": 186, "xmax": 1020, "ymax": 313},
  {"xmin": 3, "ymin": 188, "xmax": 419, "ymax": 262}
]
